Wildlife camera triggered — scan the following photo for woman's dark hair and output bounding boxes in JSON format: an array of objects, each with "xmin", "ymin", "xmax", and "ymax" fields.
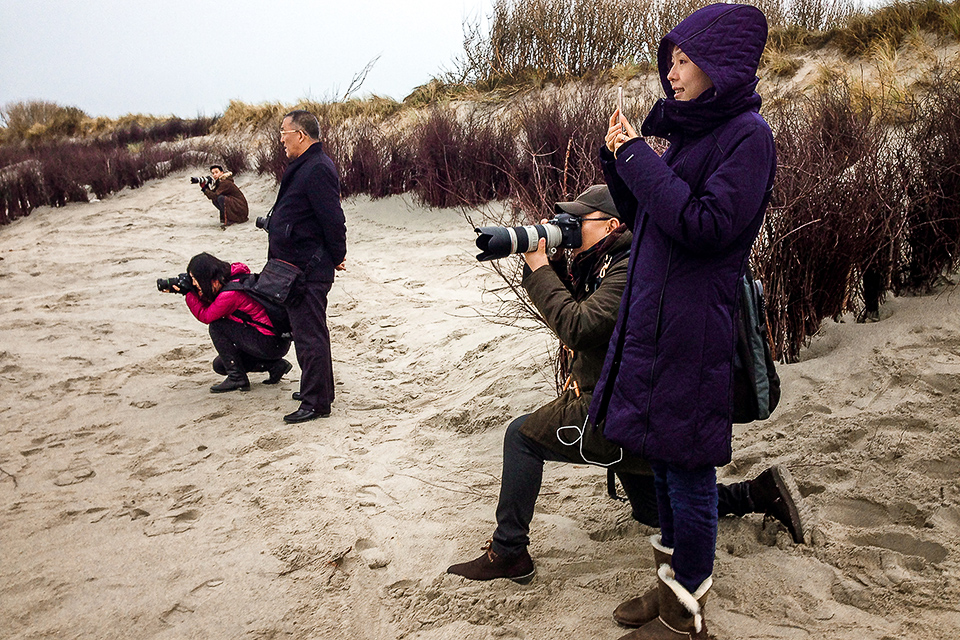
[{"xmin": 187, "ymin": 252, "xmax": 231, "ymax": 303}]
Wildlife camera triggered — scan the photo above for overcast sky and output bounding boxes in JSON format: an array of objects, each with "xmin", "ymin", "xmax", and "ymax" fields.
[{"xmin": 0, "ymin": 0, "xmax": 494, "ymax": 119}]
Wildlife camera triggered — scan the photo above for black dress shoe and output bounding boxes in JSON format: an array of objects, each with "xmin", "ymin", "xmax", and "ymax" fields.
[{"xmin": 283, "ymin": 407, "xmax": 331, "ymax": 423}]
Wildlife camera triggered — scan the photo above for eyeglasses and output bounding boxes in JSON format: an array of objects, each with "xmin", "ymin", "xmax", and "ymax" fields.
[
  {"xmin": 580, "ymin": 216, "xmax": 616, "ymax": 224},
  {"xmin": 279, "ymin": 128, "xmax": 303, "ymax": 138}
]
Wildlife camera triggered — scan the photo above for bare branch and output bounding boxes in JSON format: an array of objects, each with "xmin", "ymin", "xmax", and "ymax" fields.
[{"xmin": 342, "ymin": 55, "xmax": 382, "ymax": 102}]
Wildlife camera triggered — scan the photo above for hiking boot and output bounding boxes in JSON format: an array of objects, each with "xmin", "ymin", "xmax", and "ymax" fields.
[
  {"xmin": 614, "ymin": 535, "xmax": 673, "ymax": 627},
  {"xmin": 447, "ymin": 542, "xmax": 535, "ymax": 584},
  {"xmin": 263, "ymin": 359, "xmax": 293, "ymax": 385},
  {"xmin": 748, "ymin": 465, "xmax": 805, "ymax": 544}
]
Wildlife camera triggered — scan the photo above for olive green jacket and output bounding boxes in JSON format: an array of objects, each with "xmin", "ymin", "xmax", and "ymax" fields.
[{"xmin": 518, "ymin": 229, "xmax": 650, "ymax": 474}]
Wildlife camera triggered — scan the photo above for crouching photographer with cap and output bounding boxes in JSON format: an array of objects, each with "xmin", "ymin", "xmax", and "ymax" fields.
[
  {"xmin": 447, "ymin": 186, "xmax": 804, "ymax": 586},
  {"xmin": 159, "ymin": 253, "xmax": 292, "ymax": 393}
]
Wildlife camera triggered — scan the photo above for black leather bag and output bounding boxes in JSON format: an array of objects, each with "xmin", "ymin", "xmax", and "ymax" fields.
[{"xmin": 252, "ymin": 259, "xmax": 303, "ymax": 305}]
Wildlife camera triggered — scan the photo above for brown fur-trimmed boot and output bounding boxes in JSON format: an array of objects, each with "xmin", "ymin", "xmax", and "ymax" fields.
[
  {"xmin": 614, "ymin": 535, "xmax": 674, "ymax": 627},
  {"xmin": 618, "ymin": 564, "xmax": 711, "ymax": 640}
]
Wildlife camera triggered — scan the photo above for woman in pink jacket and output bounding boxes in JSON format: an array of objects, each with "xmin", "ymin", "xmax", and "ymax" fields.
[{"xmin": 183, "ymin": 253, "xmax": 292, "ymax": 392}]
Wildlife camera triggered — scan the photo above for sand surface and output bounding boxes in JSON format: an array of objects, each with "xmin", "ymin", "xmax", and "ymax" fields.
[{"xmin": 1, "ymin": 171, "xmax": 958, "ymax": 639}]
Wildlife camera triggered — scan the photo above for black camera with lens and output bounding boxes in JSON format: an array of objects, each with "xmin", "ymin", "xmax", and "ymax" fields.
[
  {"xmin": 255, "ymin": 215, "xmax": 270, "ymax": 231},
  {"xmin": 157, "ymin": 272, "xmax": 195, "ymax": 295},
  {"xmin": 474, "ymin": 213, "xmax": 583, "ymax": 261},
  {"xmin": 190, "ymin": 176, "xmax": 214, "ymax": 189}
]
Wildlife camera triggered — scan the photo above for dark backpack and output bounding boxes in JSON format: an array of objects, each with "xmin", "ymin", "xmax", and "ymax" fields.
[
  {"xmin": 610, "ymin": 265, "xmax": 780, "ymax": 504},
  {"xmin": 221, "ymin": 274, "xmax": 293, "ymax": 340},
  {"xmin": 731, "ymin": 270, "xmax": 780, "ymax": 423}
]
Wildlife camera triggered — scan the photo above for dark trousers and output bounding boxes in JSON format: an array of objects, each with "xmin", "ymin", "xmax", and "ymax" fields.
[
  {"xmin": 208, "ymin": 319, "xmax": 289, "ymax": 370},
  {"xmin": 651, "ymin": 461, "xmax": 718, "ymax": 592},
  {"xmin": 717, "ymin": 481, "xmax": 752, "ymax": 517},
  {"xmin": 287, "ymin": 279, "xmax": 334, "ymax": 412},
  {"xmin": 490, "ymin": 414, "xmax": 753, "ymax": 565},
  {"xmin": 491, "ymin": 414, "xmax": 657, "ymax": 557},
  {"xmin": 618, "ymin": 475, "xmax": 752, "ymax": 524},
  {"xmin": 213, "ymin": 195, "xmax": 226, "ymax": 223}
]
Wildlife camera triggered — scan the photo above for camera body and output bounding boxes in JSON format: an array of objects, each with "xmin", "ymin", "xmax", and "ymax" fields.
[
  {"xmin": 157, "ymin": 272, "xmax": 195, "ymax": 295},
  {"xmin": 190, "ymin": 176, "xmax": 214, "ymax": 189},
  {"xmin": 474, "ymin": 212, "xmax": 583, "ymax": 261}
]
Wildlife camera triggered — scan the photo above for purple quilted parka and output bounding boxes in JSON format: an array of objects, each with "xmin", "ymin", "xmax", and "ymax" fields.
[{"xmin": 588, "ymin": 4, "xmax": 776, "ymax": 469}]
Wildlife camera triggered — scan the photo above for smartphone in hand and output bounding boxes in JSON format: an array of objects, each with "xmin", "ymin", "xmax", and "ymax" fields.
[{"xmin": 617, "ymin": 87, "xmax": 624, "ymax": 134}]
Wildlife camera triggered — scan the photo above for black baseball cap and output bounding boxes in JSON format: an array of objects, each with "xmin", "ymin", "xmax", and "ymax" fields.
[{"xmin": 554, "ymin": 185, "xmax": 620, "ymax": 219}]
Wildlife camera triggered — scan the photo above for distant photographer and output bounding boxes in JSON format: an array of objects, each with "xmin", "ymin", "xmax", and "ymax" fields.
[
  {"xmin": 196, "ymin": 165, "xmax": 248, "ymax": 228},
  {"xmin": 158, "ymin": 252, "xmax": 291, "ymax": 392}
]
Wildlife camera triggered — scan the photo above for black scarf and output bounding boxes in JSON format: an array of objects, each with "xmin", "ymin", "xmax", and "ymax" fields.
[{"xmin": 569, "ymin": 225, "xmax": 628, "ymax": 293}]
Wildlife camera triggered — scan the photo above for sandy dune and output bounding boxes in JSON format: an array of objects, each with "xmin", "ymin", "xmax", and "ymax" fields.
[{"xmin": 1, "ymin": 171, "xmax": 958, "ymax": 639}]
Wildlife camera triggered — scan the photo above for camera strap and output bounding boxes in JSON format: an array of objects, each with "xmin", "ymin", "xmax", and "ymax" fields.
[
  {"xmin": 592, "ymin": 248, "xmax": 631, "ymax": 292},
  {"xmin": 230, "ymin": 309, "xmax": 275, "ymax": 334},
  {"xmin": 555, "ymin": 415, "xmax": 624, "ymax": 468}
]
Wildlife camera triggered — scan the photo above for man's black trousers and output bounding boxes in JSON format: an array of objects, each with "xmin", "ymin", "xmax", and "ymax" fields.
[{"xmin": 288, "ymin": 279, "xmax": 335, "ymax": 412}]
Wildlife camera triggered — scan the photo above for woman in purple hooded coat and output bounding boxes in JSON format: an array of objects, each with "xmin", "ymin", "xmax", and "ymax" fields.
[{"xmin": 593, "ymin": 4, "xmax": 776, "ymax": 639}]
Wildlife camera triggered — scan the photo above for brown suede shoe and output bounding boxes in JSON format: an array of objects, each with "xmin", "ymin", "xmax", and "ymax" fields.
[{"xmin": 447, "ymin": 542, "xmax": 535, "ymax": 584}]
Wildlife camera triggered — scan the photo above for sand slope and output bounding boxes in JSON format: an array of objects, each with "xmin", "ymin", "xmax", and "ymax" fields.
[{"xmin": 1, "ymin": 172, "xmax": 958, "ymax": 639}]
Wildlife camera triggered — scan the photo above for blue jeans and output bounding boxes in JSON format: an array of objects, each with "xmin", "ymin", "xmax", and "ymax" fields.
[{"xmin": 650, "ymin": 460, "xmax": 718, "ymax": 592}]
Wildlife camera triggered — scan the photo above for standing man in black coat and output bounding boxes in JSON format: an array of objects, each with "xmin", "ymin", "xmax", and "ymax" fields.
[{"xmin": 268, "ymin": 110, "xmax": 347, "ymax": 423}]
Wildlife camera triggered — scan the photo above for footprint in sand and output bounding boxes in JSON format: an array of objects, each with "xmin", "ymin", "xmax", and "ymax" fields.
[
  {"xmin": 143, "ymin": 508, "xmax": 201, "ymax": 537},
  {"xmin": 53, "ymin": 458, "xmax": 95, "ymax": 486},
  {"xmin": 159, "ymin": 578, "xmax": 224, "ymax": 625},
  {"xmin": 848, "ymin": 531, "xmax": 948, "ymax": 564},
  {"xmin": 357, "ymin": 485, "xmax": 396, "ymax": 513},
  {"xmin": 143, "ymin": 485, "xmax": 203, "ymax": 535},
  {"xmin": 64, "ymin": 506, "xmax": 110, "ymax": 523},
  {"xmin": 356, "ymin": 537, "xmax": 391, "ymax": 569},
  {"xmin": 255, "ymin": 432, "xmax": 293, "ymax": 452},
  {"xmin": 821, "ymin": 497, "xmax": 891, "ymax": 528},
  {"xmin": 118, "ymin": 503, "xmax": 151, "ymax": 521}
]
